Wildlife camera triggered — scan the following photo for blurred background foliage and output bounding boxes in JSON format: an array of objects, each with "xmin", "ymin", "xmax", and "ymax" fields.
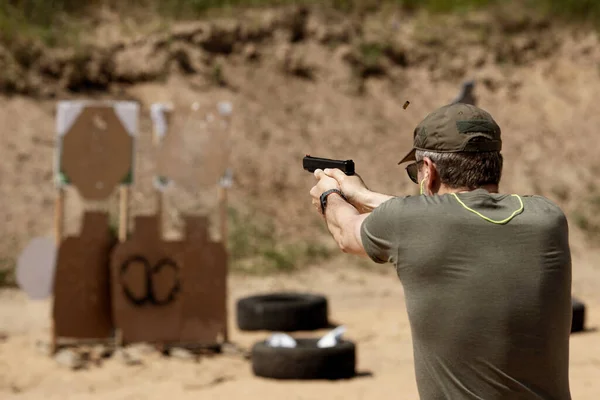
[{"xmin": 1, "ymin": 0, "xmax": 600, "ymax": 41}]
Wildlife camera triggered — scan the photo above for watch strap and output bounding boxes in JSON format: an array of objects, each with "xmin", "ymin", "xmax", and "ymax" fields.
[{"xmin": 320, "ymin": 189, "xmax": 346, "ymax": 214}]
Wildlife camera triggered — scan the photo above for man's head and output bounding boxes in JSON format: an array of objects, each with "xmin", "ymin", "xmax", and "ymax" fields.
[{"xmin": 399, "ymin": 103, "xmax": 503, "ymax": 195}]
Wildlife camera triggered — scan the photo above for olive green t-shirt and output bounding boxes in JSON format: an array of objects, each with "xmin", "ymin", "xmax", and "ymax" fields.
[{"xmin": 360, "ymin": 189, "xmax": 572, "ymax": 400}]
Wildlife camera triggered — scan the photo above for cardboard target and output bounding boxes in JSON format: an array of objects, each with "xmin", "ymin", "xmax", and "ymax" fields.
[
  {"xmin": 110, "ymin": 214, "xmax": 227, "ymax": 345},
  {"xmin": 110, "ymin": 215, "xmax": 185, "ymax": 343},
  {"xmin": 56, "ymin": 101, "xmax": 138, "ymax": 201},
  {"xmin": 179, "ymin": 216, "xmax": 227, "ymax": 343},
  {"xmin": 53, "ymin": 212, "xmax": 115, "ymax": 339}
]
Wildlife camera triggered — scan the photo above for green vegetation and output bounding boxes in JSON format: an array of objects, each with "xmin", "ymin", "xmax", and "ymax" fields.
[
  {"xmin": 211, "ymin": 63, "xmax": 227, "ymax": 87},
  {"xmin": 2, "ymin": 0, "xmax": 600, "ymax": 47},
  {"xmin": 358, "ymin": 42, "xmax": 386, "ymax": 68},
  {"xmin": 0, "ymin": 257, "xmax": 15, "ymax": 287},
  {"xmin": 227, "ymin": 207, "xmax": 334, "ymax": 274}
]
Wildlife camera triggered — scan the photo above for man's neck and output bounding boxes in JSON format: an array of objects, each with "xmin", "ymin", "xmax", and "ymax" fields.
[{"xmin": 437, "ymin": 184, "xmax": 499, "ymax": 195}]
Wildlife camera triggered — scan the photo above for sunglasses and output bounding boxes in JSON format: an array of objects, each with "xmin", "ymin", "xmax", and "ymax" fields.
[{"xmin": 405, "ymin": 160, "xmax": 423, "ymax": 184}]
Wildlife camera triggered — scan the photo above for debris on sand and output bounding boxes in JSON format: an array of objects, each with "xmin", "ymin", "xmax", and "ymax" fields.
[
  {"xmin": 168, "ymin": 347, "xmax": 196, "ymax": 361},
  {"xmin": 114, "ymin": 348, "xmax": 144, "ymax": 366},
  {"xmin": 54, "ymin": 348, "xmax": 86, "ymax": 370}
]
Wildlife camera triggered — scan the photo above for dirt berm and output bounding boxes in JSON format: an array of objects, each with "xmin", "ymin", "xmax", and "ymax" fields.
[{"xmin": 1, "ymin": 4, "xmax": 600, "ymax": 295}]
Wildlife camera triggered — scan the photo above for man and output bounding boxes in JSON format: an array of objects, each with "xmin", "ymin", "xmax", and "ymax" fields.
[{"xmin": 309, "ymin": 103, "xmax": 572, "ymax": 399}]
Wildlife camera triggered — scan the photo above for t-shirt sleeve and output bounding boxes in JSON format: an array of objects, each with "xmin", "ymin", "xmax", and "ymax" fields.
[{"xmin": 360, "ymin": 197, "xmax": 404, "ymax": 264}]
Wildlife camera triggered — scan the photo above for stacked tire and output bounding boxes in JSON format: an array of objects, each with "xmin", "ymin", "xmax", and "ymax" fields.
[
  {"xmin": 237, "ymin": 293, "xmax": 328, "ymax": 332},
  {"xmin": 236, "ymin": 292, "xmax": 356, "ymax": 380},
  {"xmin": 251, "ymin": 338, "xmax": 356, "ymax": 380}
]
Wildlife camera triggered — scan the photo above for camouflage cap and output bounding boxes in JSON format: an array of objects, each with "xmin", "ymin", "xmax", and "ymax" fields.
[{"xmin": 398, "ymin": 103, "xmax": 502, "ymax": 164}]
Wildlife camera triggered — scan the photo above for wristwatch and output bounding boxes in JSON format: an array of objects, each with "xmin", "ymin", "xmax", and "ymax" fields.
[{"xmin": 320, "ymin": 189, "xmax": 346, "ymax": 214}]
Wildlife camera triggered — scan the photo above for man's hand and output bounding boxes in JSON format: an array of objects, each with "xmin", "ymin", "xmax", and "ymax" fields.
[
  {"xmin": 310, "ymin": 169, "xmax": 341, "ymax": 216},
  {"xmin": 323, "ymin": 168, "xmax": 371, "ymax": 213}
]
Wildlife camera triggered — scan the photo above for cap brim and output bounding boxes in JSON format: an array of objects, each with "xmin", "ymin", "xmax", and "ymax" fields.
[{"xmin": 397, "ymin": 148, "xmax": 416, "ymax": 165}]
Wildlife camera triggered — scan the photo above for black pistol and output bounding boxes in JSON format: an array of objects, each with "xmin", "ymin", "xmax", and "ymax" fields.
[{"xmin": 303, "ymin": 155, "xmax": 355, "ymax": 176}]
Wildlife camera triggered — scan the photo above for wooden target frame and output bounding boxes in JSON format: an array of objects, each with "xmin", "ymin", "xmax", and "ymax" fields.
[
  {"xmin": 110, "ymin": 214, "xmax": 227, "ymax": 347},
  {"xmin": 49, "ymin": 100, "xmax": 232, "ymax": 353},
  {"xmin": 51, "ymin": 101, "xmax": 139, "ymax": 353},
  {"xmin": 147, "ymin": 102, "xmax": 233, "ymax": 346}
]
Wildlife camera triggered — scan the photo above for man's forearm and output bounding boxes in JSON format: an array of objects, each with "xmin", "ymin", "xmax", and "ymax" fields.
[
  {"xmin": 356, "ymin": 190, "xmax": 395, "ymax": 213},
  {"xmin": 323, "ymin": 193, "xmax": 361, "ymax": 250}
]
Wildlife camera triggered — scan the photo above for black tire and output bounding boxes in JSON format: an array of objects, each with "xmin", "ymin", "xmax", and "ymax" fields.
[
  {"xmin": 251, "ymin": 338, "xmax": 356, "ymax": 380},
  {"xmin": 236, "ymin": 292, "xmax": 328, "ymax": 332},
  {"xmin": 571, "ymin": 297, "xmax": 586, "ymax": 333}
]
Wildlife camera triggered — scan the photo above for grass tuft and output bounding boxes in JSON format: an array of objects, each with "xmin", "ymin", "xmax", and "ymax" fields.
[
  {"xmin": 0, "ymin": 257, "xmax": 16, "ymax": 288},
  {"xmin": 227, "ymin": 207, "xmax": 334, "ymax": 274}
]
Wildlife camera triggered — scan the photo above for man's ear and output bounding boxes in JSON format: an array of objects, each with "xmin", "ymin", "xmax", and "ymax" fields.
[
  {"xmin": 421, "ymin": 157, "xmax": 432, "ymax": 179},
  {"xmin": 422, "ymin": 157, "xmax": 438, "ymax": 193},
  {"xmin": 428, "ymin": 160, "xmax": 442, "ymax": 193}
]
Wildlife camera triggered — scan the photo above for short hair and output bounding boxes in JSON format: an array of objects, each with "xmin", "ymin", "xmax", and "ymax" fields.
[{"xmin": 415, "ymin": 150, "xmax": 503, "ymax": 190}]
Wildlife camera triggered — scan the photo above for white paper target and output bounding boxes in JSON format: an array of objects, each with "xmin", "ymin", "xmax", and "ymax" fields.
[
  {"xmin": 16, "ymin": 237, "xmax": 58, "ymax": 300},
  {"xmin": 156, "ymin": 101, "xmax": 234, "ymax": 193}
]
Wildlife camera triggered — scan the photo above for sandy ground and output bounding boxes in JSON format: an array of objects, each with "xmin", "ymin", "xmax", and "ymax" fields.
[{"xmin": 1, "ymin": 256, "xmax": 599, "ymax": 400}]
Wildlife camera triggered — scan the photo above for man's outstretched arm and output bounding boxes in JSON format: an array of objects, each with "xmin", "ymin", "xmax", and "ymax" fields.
[{"xmin": 309, "ymin": 169, "xmax": 373, "ymax": 256}]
